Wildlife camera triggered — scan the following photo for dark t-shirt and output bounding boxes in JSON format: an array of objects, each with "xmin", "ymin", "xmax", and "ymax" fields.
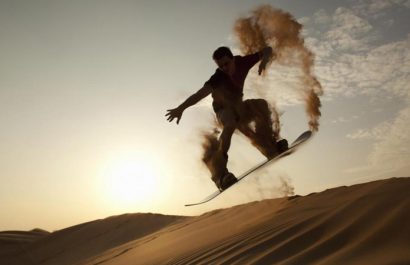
[{"xmin": 205, "ymin": 52, "xmax": 261, "ymax": 112}]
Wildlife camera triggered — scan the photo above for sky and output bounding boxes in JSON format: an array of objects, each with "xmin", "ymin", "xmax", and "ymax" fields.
[{"xmin": 0, "ymin": 0, "xmax": 409, "ymax": 231}]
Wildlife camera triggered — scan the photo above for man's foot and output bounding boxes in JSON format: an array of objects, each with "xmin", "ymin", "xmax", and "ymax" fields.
[
  {"xmin": 277, "ymin": 139, "xmax": 288, "ymax": 153},
  {"xmin": 218, "ymin": 173, "xmax": 237, "ymax": 191}
]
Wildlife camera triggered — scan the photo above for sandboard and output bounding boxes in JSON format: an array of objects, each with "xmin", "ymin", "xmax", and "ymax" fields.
[{"xmin": 185, "ymin": 130, "xmax": 312, "ymax": 207}]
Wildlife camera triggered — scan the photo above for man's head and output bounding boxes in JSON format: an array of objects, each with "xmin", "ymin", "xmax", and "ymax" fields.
[{"xmin": 213, "ymin": 46, "xmax": 235, "ymax": 76}]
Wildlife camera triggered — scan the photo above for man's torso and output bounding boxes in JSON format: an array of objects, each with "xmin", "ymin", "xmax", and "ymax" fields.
[{"xmin": 205, "ymin": 53, "xmax": 260, "ymax": 112}]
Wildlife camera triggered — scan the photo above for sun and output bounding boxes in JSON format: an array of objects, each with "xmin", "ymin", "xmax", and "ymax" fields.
[{"xmin": 102, "ymin": 154, "xmax": 160, "ymax": 208}]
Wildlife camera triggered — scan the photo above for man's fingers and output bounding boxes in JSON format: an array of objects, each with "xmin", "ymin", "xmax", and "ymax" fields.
[
  {"xmin": 167, "ymin": 115, "xmax": 178, "ymax": 123},
  {"xmin": 165, "ymin": 108, "xmax": 182, "ymax": 124}
]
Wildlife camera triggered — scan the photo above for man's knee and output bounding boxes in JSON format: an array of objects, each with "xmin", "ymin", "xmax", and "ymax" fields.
[
  {"xmin": 217, "ymin": 109, "xmax": 238, "ymax": 128},
  {"xmin": 246, "ymin": 98, "xmax": 268, "ymax": 108},
  {"xmin": 244, "ymin": 99, "xmax": 270, "ymax": 117},
  {"xmin": 255, "ymin": 99, "xmax": 270, "ymax": 113}
]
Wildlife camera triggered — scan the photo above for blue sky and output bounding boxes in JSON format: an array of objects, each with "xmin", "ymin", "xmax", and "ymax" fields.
[{"xmin": 0, "ymin": 0, "xmax": 409, "ymax": 231}]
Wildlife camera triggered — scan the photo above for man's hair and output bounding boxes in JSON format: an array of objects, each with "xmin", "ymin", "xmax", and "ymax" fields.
[{"xmin": 212, "ymin": 46, "xmax": 233, "ymax": 60}]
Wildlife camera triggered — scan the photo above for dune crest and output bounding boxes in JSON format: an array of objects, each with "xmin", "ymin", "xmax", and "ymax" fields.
[{"xmin": 1, "ymin": 177, "xmax": 409, "ymax": 265}]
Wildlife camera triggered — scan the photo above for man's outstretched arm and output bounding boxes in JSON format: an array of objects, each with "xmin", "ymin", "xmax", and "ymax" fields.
[{"xmin": 166, "ymin": 85, "xmax": 212, "ymax": 124}]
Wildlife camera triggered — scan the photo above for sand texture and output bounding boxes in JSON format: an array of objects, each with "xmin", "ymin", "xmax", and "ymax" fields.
[{"xmin": 1, "ymin": 177, "xmax": 409, "ymax": 265}]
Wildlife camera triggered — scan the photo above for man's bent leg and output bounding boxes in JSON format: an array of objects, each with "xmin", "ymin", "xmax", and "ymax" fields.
[
  {"xmin": 249, "ymin": 99, "xmax": 288, "ymax": 154},
  {"xmin": 239, "ymin": 99, "xmax": 280, "ymax": 159}
]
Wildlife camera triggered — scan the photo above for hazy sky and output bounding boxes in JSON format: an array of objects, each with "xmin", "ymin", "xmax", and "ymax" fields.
[{"xmin": 1, "ymin": 0, "xmax": 409, "ymax": 231}]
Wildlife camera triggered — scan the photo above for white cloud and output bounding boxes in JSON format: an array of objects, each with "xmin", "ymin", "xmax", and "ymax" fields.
[
  {"xmin": 344, "ymin": 106, "xmax": 410, "ymax": 178},
  {"xmin": 346, "ymin": 106, "xmax": 410, "ymax": 179},
  {"xmin": 368, "ymin": 0, "xmax": 394, "ymax": 14},
  {"xmin": 304, "ymin": 11, "xmax": 410, "ymax": 100},
  {"xmin": 313, "ymin": 9, "xmax": 331, "ymax": 25},
  {"xmin": 347, "ymin": 121, "xmax": 391, "ymax": 140},
  {"xmin": 329, "ymin": 7, "xmax": 374, "ymax": 40},
  {"xmin": 369, "ymin": 106, "xmax": 410, "ymax": 167},
  {"xmin": 332, "ymin": 115, "xmax": 360, "ymax": 124},
  {"xmin": 353, "ymin": 0, "xmax": 410, "ymax": 18},
  {"xmin": 347, "ymin": 129, "xmax": 373, "ymax": 139}
]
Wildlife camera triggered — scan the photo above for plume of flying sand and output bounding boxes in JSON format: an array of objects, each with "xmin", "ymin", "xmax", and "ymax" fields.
[
  {"xmin": 277, "ymin": 175, "xmax": 295, "ymax": 197},
  {"xmin": 234, "ymin": 5, "xmax": 323, "ymax": 131},
  {"xmin": 271, "ymin": 103, "xmax": 281, "ymax": 140},
  {"xmin": 252, "ymin": 173, "xmax": 295, "ymax": 199},
  {"xmin": 201, "ymin": 127, "xmax": 220, "ymax": 166}
]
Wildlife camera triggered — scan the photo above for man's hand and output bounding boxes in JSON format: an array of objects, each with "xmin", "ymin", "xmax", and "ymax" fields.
[
  {"xmin": 258, "ymin": 46, "xmax": 275, "ymax": 75},
  {"xmin": 166, "ymin": 85, "xmax": 211, "ymax": 124},
  {"xmin": 258, "ymin": 60, "xmax": 269, "ymax": 75},
  {"xmin": 166, "ymin": 106, "xmax": 184, "ymax": 124}
]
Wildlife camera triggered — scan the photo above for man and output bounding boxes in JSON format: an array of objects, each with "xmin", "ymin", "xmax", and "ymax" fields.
[{"xmin": 166, "ymin": 46, "xmax": 287, "ymax": 191}]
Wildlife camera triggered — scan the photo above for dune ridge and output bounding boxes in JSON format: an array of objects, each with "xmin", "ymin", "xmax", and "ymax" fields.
[{"xmin": 1, "ymin": 177, "xmax": 409, "ymax": 265}]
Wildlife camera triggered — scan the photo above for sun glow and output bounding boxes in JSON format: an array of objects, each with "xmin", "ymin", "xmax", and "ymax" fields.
[{"xmin": 102, "ymin": 153, "xmax": 160, "ymax": 209}]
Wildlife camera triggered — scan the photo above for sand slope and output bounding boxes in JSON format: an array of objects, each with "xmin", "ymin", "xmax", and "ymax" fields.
[
  {"xmin": 2, "ymin": 177, "xmax": 410, "ymax": 265},
  {"xmin": 0, "ymin": 229, "xmax": 49, "ymax": 260},
  {"xmin": 1, "ymin": 214, "xmax": 186, "ymax": 265}
]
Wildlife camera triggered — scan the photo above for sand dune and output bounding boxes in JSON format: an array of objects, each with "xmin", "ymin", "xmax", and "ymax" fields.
[
  {"xmin": 1, "ymin": 177, "xmax": 409, "ymax": 265},
  {"xmin": 1, "ymin": 214, "xmax": 186, "ymax": 265},
  {"xmin": 0, "ymin": 229, "xmax": 49, "ymax": 260}
]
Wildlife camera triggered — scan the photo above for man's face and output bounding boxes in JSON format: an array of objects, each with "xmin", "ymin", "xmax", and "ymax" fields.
[{"xmin": 215, "ymin": 56, "xmax": 235, "ymax": 76}]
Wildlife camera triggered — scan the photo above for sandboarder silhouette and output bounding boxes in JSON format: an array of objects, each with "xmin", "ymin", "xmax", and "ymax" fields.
[{"xmin": 166, "ymin": 46, "xmax": 288, "ymax": 191}]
